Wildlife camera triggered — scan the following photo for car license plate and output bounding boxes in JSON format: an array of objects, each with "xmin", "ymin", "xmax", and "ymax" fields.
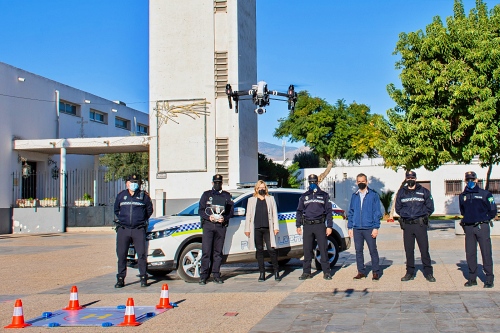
[{"xmin": 128, "ymin": 247, "xmax": 136, "ymax": 256}]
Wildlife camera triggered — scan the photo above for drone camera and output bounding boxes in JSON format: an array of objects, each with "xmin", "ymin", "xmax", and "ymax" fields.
[{"xmin": 255, "ymin": 107, "xmax": 266, "ymax": 115}]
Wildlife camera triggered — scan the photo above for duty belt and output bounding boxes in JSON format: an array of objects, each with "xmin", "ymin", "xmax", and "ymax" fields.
[
  {"xmin": 304, "ymin": 219, "xmax": 324, "ymax": 225},
  {"xmin": 461, "ymin": 221, "xmax": 491, "ymax": 227},
  {"xmin": 402, "ymin": 217, "xmax": 426, "ymax": 224}
]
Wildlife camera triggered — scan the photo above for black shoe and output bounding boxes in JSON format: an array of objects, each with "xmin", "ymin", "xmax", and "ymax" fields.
[
  {"xmin": 484, "ymin": 282, "xmax": 494, "ymax": 288},
  {"xmin": 299, "ymin": 273, "xmax": 312, "ymax": 280},
  {"xmin": 425, "ymin": 274, "xmax": 436, "ymax": 282},
  {"xmin": 464, "ymin": 280, "xmax": 477, "ymax": 287},
  {"xmin": 140, "ymin": 276, "xmax": 149, "ymax": 288},
  {"xmin": 213, "ymin": 277, "xmax": 224, "ymax": 284},
  {"xmin": 323, "ymin": 273, "xmax": 332, "ymax": 280},
  {"xmin": 199, "ymin": 279, "xmax": 207, "ymax": 285},
  {"xmin": 401, "ymin": 273, "xmax": 414, "ymax": 282},
  {"xmin": 274, "ymin": 272, "xmax": 281, "ymax": 281},
  {"xmin": 114, "ymin": 277, "xmax": 125, "ymax": 288},
  {"xmin": 258, "ymin": 272, "xmax": 265, "ymax": 282}
]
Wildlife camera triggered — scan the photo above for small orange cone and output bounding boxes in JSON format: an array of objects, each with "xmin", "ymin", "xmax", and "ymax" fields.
[
  {"xmin": 63, "ymin": 286, "xmax": 83, "ymax": 310},
  {"xmin": 117, "ymin": 298, "xmax": 141, "ymax": 326},
  {"xmin": 5, "ymin": 299, "xmax": 31, "ymax": 328},
  {"xmin": 156, "ymin": 284, "xmax": 174, "ymax": 309}
]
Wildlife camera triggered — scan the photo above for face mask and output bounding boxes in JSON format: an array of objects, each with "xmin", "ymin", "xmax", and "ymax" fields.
[
  {"xmin": 407, "ymin": 180, "xmax": 416, "ymax": 187},
  {"xmin": 258, "ymin": 189, "xmax": 266, "ymax": 196},
  {"xmin": 357, "ymin": 183, "xmax": 367, "ymax": 190},
  {"xmin": 213, "ymin": 183, "xmax": 222, "ymax": 191},
  {"xmin": 309, "ymin": 183, "xmax": 318, "ymax": 191},
  {"xmin": 129, "ymin": 183, "xmax": 139, "ymax": 192},
  {"xmin": 467, "ymin": 180, "xmax": 476, "ymax": 189}
]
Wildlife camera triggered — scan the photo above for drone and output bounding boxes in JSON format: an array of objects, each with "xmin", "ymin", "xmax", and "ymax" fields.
[{"xmin": 225, "ymin": 81, "xmax": 297, "ymax": 115}]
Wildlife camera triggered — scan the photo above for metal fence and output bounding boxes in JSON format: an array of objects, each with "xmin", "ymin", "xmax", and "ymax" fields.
[{"xmin": 12, "ymin": 170, "xmax": 127, "ymax": 207}]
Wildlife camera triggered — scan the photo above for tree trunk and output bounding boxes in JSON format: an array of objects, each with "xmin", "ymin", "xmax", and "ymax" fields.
[
  {"xmin": 485, "ymin": 163, "xmax": 493, "ymax": 191},
  {"xmin": 318, "ymin": 160, "xmax": 334, "ymax": 183}
]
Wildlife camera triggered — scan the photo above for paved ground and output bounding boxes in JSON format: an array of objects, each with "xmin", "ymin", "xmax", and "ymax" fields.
[{"xmin": 1, "ymin": 221, "xmax": 500, "ymax": 332}]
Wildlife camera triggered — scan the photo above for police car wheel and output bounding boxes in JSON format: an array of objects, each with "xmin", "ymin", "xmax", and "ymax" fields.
[
  {"xmin": 313, "ymin": 236, "xmax": 340, "ymax": 270},
  {"xmin": 177, "ymin": 242, "xmax": 203, "ymax": 283}
]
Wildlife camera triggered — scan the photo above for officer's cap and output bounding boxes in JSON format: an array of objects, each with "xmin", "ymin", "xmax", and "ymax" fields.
[
  {"xmin": 308, "ymin": 174, "xmax": 319, "ymax": 183},
  {"xmin": 126, "ymin": 174, "xmax": 139, "ymax": 183},
  {"xmin": 212, "ymin": 174, "xmax": 223, "ymax": 183},
  {"xmin": 465, "ymin": 171, "xmax": 477, "ymax": 180},
  {"xmin": 405, "ymin": 170, "xmax": 417, "ymax": 179}
]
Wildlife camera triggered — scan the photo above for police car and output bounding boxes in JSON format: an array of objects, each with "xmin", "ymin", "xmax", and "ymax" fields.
[{"xmin": 129, "ymin": 187, "xmax": 350, "ymax": 283}]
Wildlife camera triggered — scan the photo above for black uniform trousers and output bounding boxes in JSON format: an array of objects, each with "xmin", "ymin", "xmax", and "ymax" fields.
[
  {"xmin": 200, "ymin": 221, "xmax": 227, "ymax": 279},
  {"xmin": 302, "ymin": 223, "xmax": 331, "ymax": 274},
  {"xmin": 116, "ymin": 227, "xmax": 147, "ymax": 278},
  {"xmin": 254, "ymin": 227, "xmax": 279, "ymax": 273},
  {"xmin": 403, "ymin": 223, "xmax": 433, "ymax": 276},
  {"xmin": 464, "ymin": 223, "xmax": 494, "ymax": 283}
]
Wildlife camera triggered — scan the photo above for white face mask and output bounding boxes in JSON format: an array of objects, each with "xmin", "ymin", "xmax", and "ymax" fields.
[{"xmin": 129, "ymin": 182, "xmax": 139, "ymax": 191}]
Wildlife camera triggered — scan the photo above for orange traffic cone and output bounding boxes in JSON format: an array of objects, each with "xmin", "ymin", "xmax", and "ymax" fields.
[
  {"xmin": 117, "ymin": 298, "xmax": 141, "ymax": 326},
  {"xmin": 156, "ymin": 284, "xmax": 174, "ymax": 309},
  {"xmin": 63, "ymin": 286, "xmax": 83, "ymax": 310},
  {"xmin": 5, "ymin": 299, "xmax": 31, "ymax": 328}
]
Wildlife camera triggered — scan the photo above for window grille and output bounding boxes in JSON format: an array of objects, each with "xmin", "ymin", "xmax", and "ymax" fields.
[
  {"xmin": 445, "ymin": 180, "xmax": 462, "ymax": 195},
  {"xmin": 215, "ymin": 137, "xmax": 229, "ymax": 184},
  {"xmin": 214, "ymin": 0, "xmax": 227, "ymax": 13},
  {"xmin": 214, "ymin": 52, "xmax": 228, "ymax": 97}
]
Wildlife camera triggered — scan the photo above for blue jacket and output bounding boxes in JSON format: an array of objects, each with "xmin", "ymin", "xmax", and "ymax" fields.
[
  {"xmin": 114, "ymin": 189, "xmax": 153, "ymax": 228},
  {"xmin": 459, "ymin": 185, "xmax": 497, "ymax": 224},
  {"xmin": 347, "ymin": 187, "xmax": 382, "ymax": 229}
]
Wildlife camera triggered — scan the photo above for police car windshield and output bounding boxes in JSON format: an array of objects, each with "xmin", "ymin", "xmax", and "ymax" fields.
[{"xmin": 175, "ymin": 191, "xmax": 247, "ymax": 216}]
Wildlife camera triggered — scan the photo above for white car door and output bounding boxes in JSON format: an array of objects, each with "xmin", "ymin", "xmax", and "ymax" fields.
[
  {"xmin": 272, "ymin": 192, "xmax": 303, "ymax": 249},
  {"xmin": 223, "ymin": 195, "xmax": 251, "ymax": 255}
]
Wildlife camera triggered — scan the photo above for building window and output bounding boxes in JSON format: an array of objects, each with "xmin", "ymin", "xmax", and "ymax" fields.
[
  {"xmin": 216, "ymin": 137, "xmax": 229, "ymax": 184},
  {"xmin": 445, "ymin": 180, "xmax": 462, "ymax": 195},
  {"xmin": 137, "ymin": 123, "xmax": 148, "ymax": 135},
  {"xmin": 214, "ymin": 0, "xmax": 227, "ymax": 13},
  {"xmin": 89, "ymin": 109, "xmax": 106, "ymax": 123},
  {"xmin": 487, "ymin": 179, "xmax": 500, "ymax": 194},
  {"xmin": 59, "ymin": 101, "xmax": 78, "ymax": 116},
  {"xmin": 214, "ymin": 51, "xmax": 228, "ymax": 97},
  {"xmin": 115, "ymin": 117, "xmax": 130, "ymax": 130}
]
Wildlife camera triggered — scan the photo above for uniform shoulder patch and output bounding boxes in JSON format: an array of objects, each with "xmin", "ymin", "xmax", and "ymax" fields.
[{"xmin": 488, "ymin": 197, "xmax": 495, "ymax": 204}]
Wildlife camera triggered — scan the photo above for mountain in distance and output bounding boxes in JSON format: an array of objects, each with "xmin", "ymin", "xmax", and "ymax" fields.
[{"xmin": 258, "ymin": 142, "xmax": 309, "ymax": 161}]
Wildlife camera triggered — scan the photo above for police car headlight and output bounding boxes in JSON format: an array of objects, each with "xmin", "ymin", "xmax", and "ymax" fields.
[{"xmin": 147, "ymin": 227, "xmax": 179, "ymax": 240}]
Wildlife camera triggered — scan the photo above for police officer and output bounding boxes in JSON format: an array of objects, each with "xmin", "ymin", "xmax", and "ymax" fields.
[
  {"xmin": 198, "ymin": 174, "xmax": 234, "ymax": 285},
  {"xmin": 296, "ymin": 174, "xmax": 333, "ymax": 280},
  {"xmin": 114, "ymin": 175, "xmax": 153, "ymax": 288},
  {"xmin": 459, "ymin": 171, "xmax": 497, "ymax": 288},
  {"xmin": 396, "ymin": 170, "xmax": 436, "ymax": 282}
]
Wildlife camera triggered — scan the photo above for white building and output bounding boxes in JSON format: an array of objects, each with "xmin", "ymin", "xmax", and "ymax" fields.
[
  {"xmin": 149, "ymin": 0, "xmax": 258, "ymax": 215},
  {"xmin": 299, "ymin": 161, "xmax": 500, "ymax": 216},
  {"xmin": 0, "ymin": 62, "xmax": 149, "ymax": 233}
]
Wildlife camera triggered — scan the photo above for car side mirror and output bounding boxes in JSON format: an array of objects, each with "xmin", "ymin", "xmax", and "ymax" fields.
[{"xmin": 234, "ymin": 207, "xmax": 246, "ymax": 216}]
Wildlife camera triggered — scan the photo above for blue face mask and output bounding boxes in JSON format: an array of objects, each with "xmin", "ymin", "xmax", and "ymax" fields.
[
  {"xmin": 309, "ymin": 183, "xmax": 318, "ymax": 191},
  {"xmin": 129, "ymin": 182, "xmax": 139, "ymax": 192},
  {"xmin": 467, "ymin": 180, "xmax": 476, "ymax": 189}
]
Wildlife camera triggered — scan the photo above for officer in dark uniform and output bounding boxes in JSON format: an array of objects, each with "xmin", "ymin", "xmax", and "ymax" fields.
[
  {"xmin": 198, "ymin": 174, "xmax": 234, "ymax": 285},
  {"xmin": 396, "ymin": 170, "xmax": 436, "ymax": 282},
  {"xmin": 459, "ymin": 171, "xmax": 497, "ymax": 288},
  {"xmin": 296, "ymin": 174, "xmax": 333, "ymax": 280},
  {"xmin": 113, "ymin": 175, "xmax": 153, "ymax": 288}
]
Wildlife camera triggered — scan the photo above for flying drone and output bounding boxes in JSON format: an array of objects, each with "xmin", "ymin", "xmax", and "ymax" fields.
[{"xmin": 225, "ymin": 81, "xmax": 297, "ymax": 115}]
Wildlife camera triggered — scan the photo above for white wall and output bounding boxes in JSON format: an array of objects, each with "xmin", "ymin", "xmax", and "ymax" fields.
[
  {"xmin": 0, "ymin": 62, "xmax": 149, "ymax": 210},
  {"xmin": 149, "ymin": 0, "xmax": 257, "ymax": 215},
  {"xmin": 300, "ymin": 163, "xmax": 500, "ymax": 215}
]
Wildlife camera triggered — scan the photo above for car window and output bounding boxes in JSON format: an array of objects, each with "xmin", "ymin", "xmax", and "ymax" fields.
[
  {"xmin": 176, "ymin": 202, "xmax": 199, "ymax": 216},
  {"xmin": 273, "ymin": 192, "xmax": 302, "ymax": 213},
  {"xmin": 234, "ymin": 195, "xmax": 250, "ymax": 210}
]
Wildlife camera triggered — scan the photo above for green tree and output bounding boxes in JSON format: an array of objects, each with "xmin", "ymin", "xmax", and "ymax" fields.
[
  {"xmin": 99, "ymin": 152, "xmax": 149, "ymax": 182},
  {"xmin": 287, "ymin": 162, "xmax": 302, "ymax": 189},
  {"xmin": 257, "ymin": 153, "xmax": 290, "ymax": 187},
  {"xmin": 380, "ymin": 0, "xmax": 500, "ymax": 189},
  {"xmin": 275, "ymin": 92, "xmax": 379, "ymax": 182},
  {"xmin": 293, "ymin": 151, "xmax": 320, "ymax": 168}
]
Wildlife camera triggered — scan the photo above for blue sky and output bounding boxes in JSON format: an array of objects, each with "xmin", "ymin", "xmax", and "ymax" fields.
[{"xmin": 1, "ymin": 0, "xmax": 498, "ymax": 147}]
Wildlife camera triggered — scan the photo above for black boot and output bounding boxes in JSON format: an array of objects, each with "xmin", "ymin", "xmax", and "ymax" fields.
[
  {"xmin": 140, "ymin": 276, "xmax": 149, "ymax": 287},
  {"xmin": 275, "ymin": 271, "xmax": 281, "ymax": 282},
  {"xmin": 114, "ymin": 277, "xmax": 125, "ymax": 288},
  {"xmin": 258, "ymin": 272, "xmax": 265, "ymax": 282}
]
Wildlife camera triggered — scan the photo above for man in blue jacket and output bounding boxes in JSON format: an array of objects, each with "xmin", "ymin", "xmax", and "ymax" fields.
[
  {"xmin": 459, "ymin": 171, "xmax": 497, "ymax": 288},
  {"xmin": 114, "ymin": 174, "xmax": 153, "ymax": 288},
  {"xmin": 348, "ymin": 173, "xmax": 383, "ymax": 280}
]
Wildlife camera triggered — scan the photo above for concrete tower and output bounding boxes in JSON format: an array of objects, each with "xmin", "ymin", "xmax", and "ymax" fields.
[{"xmin": 149, "ymin": 0, "xmax": 257, "ymax": 214}]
